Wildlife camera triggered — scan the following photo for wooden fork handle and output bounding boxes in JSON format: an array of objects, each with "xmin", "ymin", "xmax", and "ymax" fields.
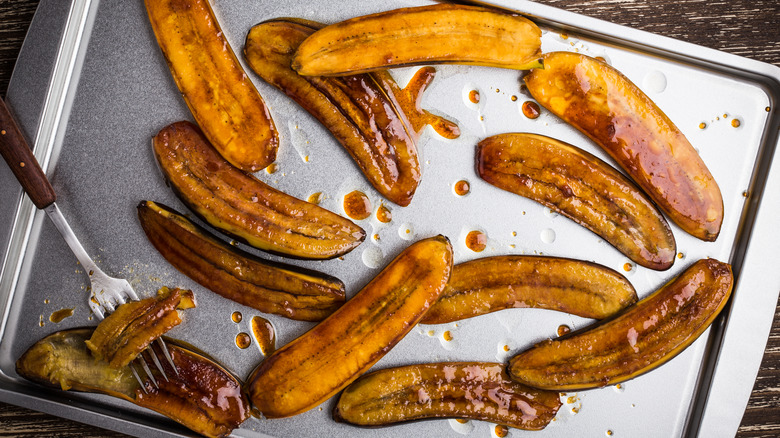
[{"xmin": 0, "ymin": 97, "xmax": 56, "ymax": 209}]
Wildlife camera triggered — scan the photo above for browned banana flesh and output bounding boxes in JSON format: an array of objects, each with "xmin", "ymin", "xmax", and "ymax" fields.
[
  {"xmin": 17, "ymin": 329, "xmax": 249, "ymax": 438},
  {"xmin": 509, "ymin": 258, "xmax": 733, "ymax": 390},
  {"xmin": 292, "ymin": 4, "xmax": 542, "ymax": 76},
  {"xmin": 138, "ymin": 201, "xmax": 346, "ymax": 321},
  {"xmin": 334, "ymin": 362, "xmax": 561, "ymax": 430},
  {"xmin": 245, "ymin": 236, "xmax": 453, "ymax": 418},
  {"xmin": 420, "ymin": 255, "xmax": 637, "ymax": 324},
  {"xmin": 245, "ymin": 19, "xmax": 457, "ymax": 206},
  {"xmin": 153, "ymin": 121, "xmax": 365, "ymax": 259},
  {"xmin": 478, "ymin": 133, "xmax": 676, "ymax": 270},
  {"xmin": 525, "ymin": 52, "xmax": 723, "ymax": 241},
  {"xmin": 85, "ymin": 286, "xmax": 195, "ymax": 368},
  {"xmin": 145, "ymin": 0, "xmax": 278, "ymax": 172}
]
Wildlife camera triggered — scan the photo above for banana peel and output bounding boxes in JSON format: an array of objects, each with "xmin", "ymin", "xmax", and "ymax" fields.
[{"xmin": 292, "ymin": 4, "xmax": 542, "ymax": 76}]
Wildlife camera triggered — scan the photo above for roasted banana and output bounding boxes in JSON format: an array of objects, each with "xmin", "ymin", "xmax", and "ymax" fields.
[
  {"xmin": 420, "ymin": 255, "xmax": 637, "ymax": 324},
  {"xmin": 334, "ymin": 362, "xmax": 561, "ymax": 430},
  {"xmin": 138, "ymin": 201, "xmax": 346, "ymax": 321},
  {"xmin": 18, "ymin": 329, "xmax": 248, "ymax": 438},
  {"xmin": 508, "ymin": 258, "xmax": 733, "ymax": 390},
  {"xmin": 524, "ymin": 52, "xmax": 723, "ymax": 241},
  {"xmin": 478, "ymin": 133, "xmax": 676, "ymax": 270},
  {"xmin": 245, "ymin": 236, "xmax": 453, "ymax": 418},
  {"xmin": 152, "ymin": 121, "xmax": 365, "ymax": 259},
  {"xmin": 145, "ymin": 0, "xmax": 278, "ymax": 172},
  {"xmin": 292, "ymin": 4, "xmax": 542, "ymax": 76}
]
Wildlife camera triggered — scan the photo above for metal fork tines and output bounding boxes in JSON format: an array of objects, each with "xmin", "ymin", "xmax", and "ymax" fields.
[{"xmin": 46, "ymin": 204, "xmax": 178, "ymax": 392}]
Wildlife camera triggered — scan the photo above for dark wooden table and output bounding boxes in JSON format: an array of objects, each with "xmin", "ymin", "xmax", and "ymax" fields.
[{"xmin": 1, "ymin": 0, "xmax": 778, "ymax": 436}]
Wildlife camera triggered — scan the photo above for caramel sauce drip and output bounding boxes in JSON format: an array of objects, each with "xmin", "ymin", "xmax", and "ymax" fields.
[
  {"xmin": 307, "ymin": 192, "xmax": 323, "ymax": 204},
  {"xmin": 376, "ymin": 204, "xmax": 392, "ymax": 223},
  {"xmin": 49, "ymin": 308, "xmax": 74, "ymax": 323},
  {"xmin": 468, "ymin": 90, "xmax": 480, "ymax": 104},
  {"xmin": 731, "ymin": 119, "xmax": 741, "ymax": 128},
  {"xmin": 623, "ymin": 263, "xmax": 633, "ymax": 272},
  {"xmin": 344, "ymin": 190, "xmax": 371, "ymax": 220},
  {"xmin": 557, "ymin": 324, "xmax": 571, "ymax": 337},
  {"xmin": 265, "ymin": 163, "xmax": 278, "ymax": 174},
  {"xmin": 495, "ymin": 425, "xmax": 509, "ymax": 437},
  {"xmin": 454, "ymin": 180, "xmax": 470, "ymax": 196},
  {"xmin": 442, "ymin": 331, "xmax": 453, "ymax": 342},
  {"xmin": 231, "ymin": 311, "xmax": 242, "ymax": 323},
  {"xmin": 252, "ymin": 316, "xmax": 276, "ymax": 356},
  {"xmin": 465, "ymin": 230, "xmax": 487, "ymax": 252},
  {"xmin": 379, "ymin": 67, "xmax": 460, "ymax": 140},
  {"xmin": 236, "ymin": 332, "xmax": 251, "ymax": 349},
  {"xmin": 522, "ymin": 101, "xmax": 541, "ymax": 119}
]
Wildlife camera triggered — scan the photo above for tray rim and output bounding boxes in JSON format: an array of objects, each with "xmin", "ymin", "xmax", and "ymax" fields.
[{"xmin": 1, "ymin": 0, "xmax": 779, "ymax": 437}]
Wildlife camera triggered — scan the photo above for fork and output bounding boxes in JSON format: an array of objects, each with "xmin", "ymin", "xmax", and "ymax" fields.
[{"xmin": 0, "ymin": 98, "xmax": 176, "ymax": 392}]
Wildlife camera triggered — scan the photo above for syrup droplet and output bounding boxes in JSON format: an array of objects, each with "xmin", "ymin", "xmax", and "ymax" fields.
[
  {"xmin": 265, "ymin": 163, "xmax": 278, "ymax": 174},
  {"xmin": 606, "ymin": 430, "xmax": 614, "ymax": 436},
  {"xmin": 252, "ymin": 316, "xmax": 276, "ymax": 355},
  {"xmin": 560, "ymin": 33, "xmax": 569, "ymax": 39},
  {"xmin": 595, "ymin": 56, "xmax": 606, "ymax": 62},
  {"xmin": 456, "ymin": 419, "xmax": 469, "ymax": 424},
  {"xmin": 557, "ymin": 324, "xmax": 571, "ymax": 337},
  {"xmin": 510, "ymin": 95, "xmax": 518, "ymax": 102},
  {"xmin": 495, "ymin": 425, "xmax": 509, "ymax": 437},
  {"xmin": 307, "ymin": 192, "xmax": 323, "ymax": 204},
  {"xmin": 235, "ymin": 332, "xmax": 251, "ymax": 349},
  {"xmin": 766, "ymin": 106, "xmax": 771, "ymax": 112},
  {"xmin": 49, "ymin": 308, "xmax": 74, "ymax": 323},
  {"xmin": 343, "ymin": 190, "xmax": 371, "ymax": 220},
  {"xmin": 465, "ymin": 230, "xmax": 487, "ymax": 252},
  {"xmin": 454, "ymin": 180, "xmax": 471, "ymax": 196},
  {"xmin": 677, "ymin": 252, "xmax": 685, "ymax": 259},
  {"xmin": 373, "ymin": 233, "xmax": 380, "ymax": 241},
  {"xmin": 699, "ymin": 122, "xmax": 707, "ymax": 129},
  {"xmin": 44, "ymin": 299, "xmax": 50, "ymax": 304},
  {"xmin": 522, "ymin": 101, "xmax": 541, "ymax": 119},
  {"xmin": 623, "ymin": 263, "xmax": 633, "ymax": 272},
  {"xmin": 0, "ymin": 130, "xmax": 5, "ymax": 135},
  {"xmin": 468, "ymin": 90, "xmax": 480, "ymax": 104},
  {"xmin": 19, "ymin": 162, "xmax": 25, "ymax": 168},
  {"xmin": 443, "ymin": 331, "xmax": 453, "ymax": 342},
  {"xmin": 231, "ymin": 311, "xmax": 242, "ymax": 323},
  {"xmin": 503, "ymin": 344, "xmax": 510, "ymax": 352},
  {"xmin": 376, "ymin": 204, "xmax": 392, "ymax": 223},
  {"xmin": 731, "ymin": 118, "xmax": 741, "ymax": 128}
]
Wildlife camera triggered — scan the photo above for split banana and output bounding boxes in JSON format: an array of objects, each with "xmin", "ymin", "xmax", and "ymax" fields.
[
  {"xmin": 138, "ymin": 201, "xmax": 346, "ymax": 321},
  {"xmin": 524, "ymin": 52, "xmax": 724, "ymax": 241},
  {"xmin": 152, "ymin": 121, "xmax": 365, "ymax": 259},
  {"xmin": 245, "ymin": 236, "xmax": 453, "ymax": 418},
  {"xmin": 145, "ymin": 0, "xmax": 278, "ymax": 172},
  {"xmin": 508, "ymin": 258, "xmax": 733, "ymax": 390},
  {"xmin": 477, "ymin": 133, "xmax": 677, "ymax": 270},
  {"xmin": 334, "ymin": 362, "xmax": 561, "ymax": 430},
  {"xmin": 292, "ymin": 4, "xmax": 542, "ymax": 76},
  {"xmin": 420, "ymin": 255, "xmax": 637, "ymax": 324}
]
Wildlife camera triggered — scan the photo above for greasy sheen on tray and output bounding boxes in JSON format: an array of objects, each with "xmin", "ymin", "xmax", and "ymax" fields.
[
  {"xmin": 524, "ymin": 52, "xmax": 724, "ymax": 241},
  {"xmin": 292, "ymin": 4, "xmax": 542, "ymax": 76},
  {"xmin": 245, "ymin": 236, "xmax": 453, "ymax": 418},
  {"xmin": 509, "ymin": 258, "xmax": 733, "ymax": 390},
  {"xmin": 152, "ymin": 121, "xmax": 365, "ymax": 260},
  {"xmin": 144, "ymin": 0, "xmax": 278, "ymax": 172}
]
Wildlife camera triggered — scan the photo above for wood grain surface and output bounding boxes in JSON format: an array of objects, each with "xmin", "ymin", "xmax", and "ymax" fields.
[{"xmin": 1, "ymin": 0, "xmax": 778, "ymax": 437}]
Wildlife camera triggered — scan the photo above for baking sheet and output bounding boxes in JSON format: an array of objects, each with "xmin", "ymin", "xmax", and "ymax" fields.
[{"xmin": 1, "ymin": 0, "xmax": 779, "ymax": 437}]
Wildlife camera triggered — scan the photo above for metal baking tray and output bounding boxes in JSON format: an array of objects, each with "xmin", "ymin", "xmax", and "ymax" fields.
[{"xmin": 1, "ymin": 0, "xmax": 778, "ymax": 437}]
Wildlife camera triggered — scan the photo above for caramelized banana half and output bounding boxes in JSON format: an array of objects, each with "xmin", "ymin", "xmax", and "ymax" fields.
[
  {"xmin": 292, "ymin": 4, "xmax": 542, "ymax": 76},
  {"xmin": 478, "ymin": 133, "xmax": 676, "ymax": 270},
  {"xmin": 153, "ymin": 121, "xmax": 365, "ymax": 259},
  {"xmin": 246, "ymin": 236, "xmax": 453, "ymax": 418},
  {"xmin": 245, "ymin": 19, "xmax": 459, "ymax": 206},
  {"xmin": 85, "ymin": 286, "xmax": 195, "ymax": 368},
  {"xmin": 138, "ymin": 201, "xmax": 346, "ymax": 321},
  {"xmin": 17, "ymin": 329, "xmax": 249, "ymax": 438},
  {"xmin": 420, "ymin": 255, "xmax": 637, "ymax": 324},
  {"xmin": 525, "ymin": 52, "xmax": 723, "ymax": 241},
  {"xmin": 509, "ymin": 259, "xmax": 733, "ymax": 390},
  {"xmin": 144, "ymin": 0, "xmax": 278, "ymax": 172},
  {"xmin": 334, "ymin": 362, "xmax": 561, "ymax": 430}
]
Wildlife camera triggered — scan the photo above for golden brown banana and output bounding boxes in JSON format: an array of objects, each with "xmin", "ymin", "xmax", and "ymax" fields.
[
  {"xmin": 334, "ymin": 362, "xmax": 561, "ymax": 430},
  {"xmin": 144, "ymin": 0, "xmax": 278, "ymax": 172},
  {"xmin": 245, "ymin": 236, "xmax": 453, "ymax": 418},
  {"xmin": 509, "ymin": 258, "xmax": 733, "ymax": 390},
  {"xmin": 138, "ymin": 201, "xmax": 346, "ymax": 321},
  {"xmin": 524, "ymin": 52, "xmax": 723, "ymax": 241},
  {"xmin": 152, "ymin": 121, "xmax": 365, "ymax": 259},
  {"xmin": 478, "ymin": 133, "xmax": 676, "ymax": 270},
  {"xmin": 292, "ymin": 4, "xmax": 542, "ymax": 76},
  {"xmin": 420, "ymin": 255, "xmax": 637, "ymax": 324}
]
